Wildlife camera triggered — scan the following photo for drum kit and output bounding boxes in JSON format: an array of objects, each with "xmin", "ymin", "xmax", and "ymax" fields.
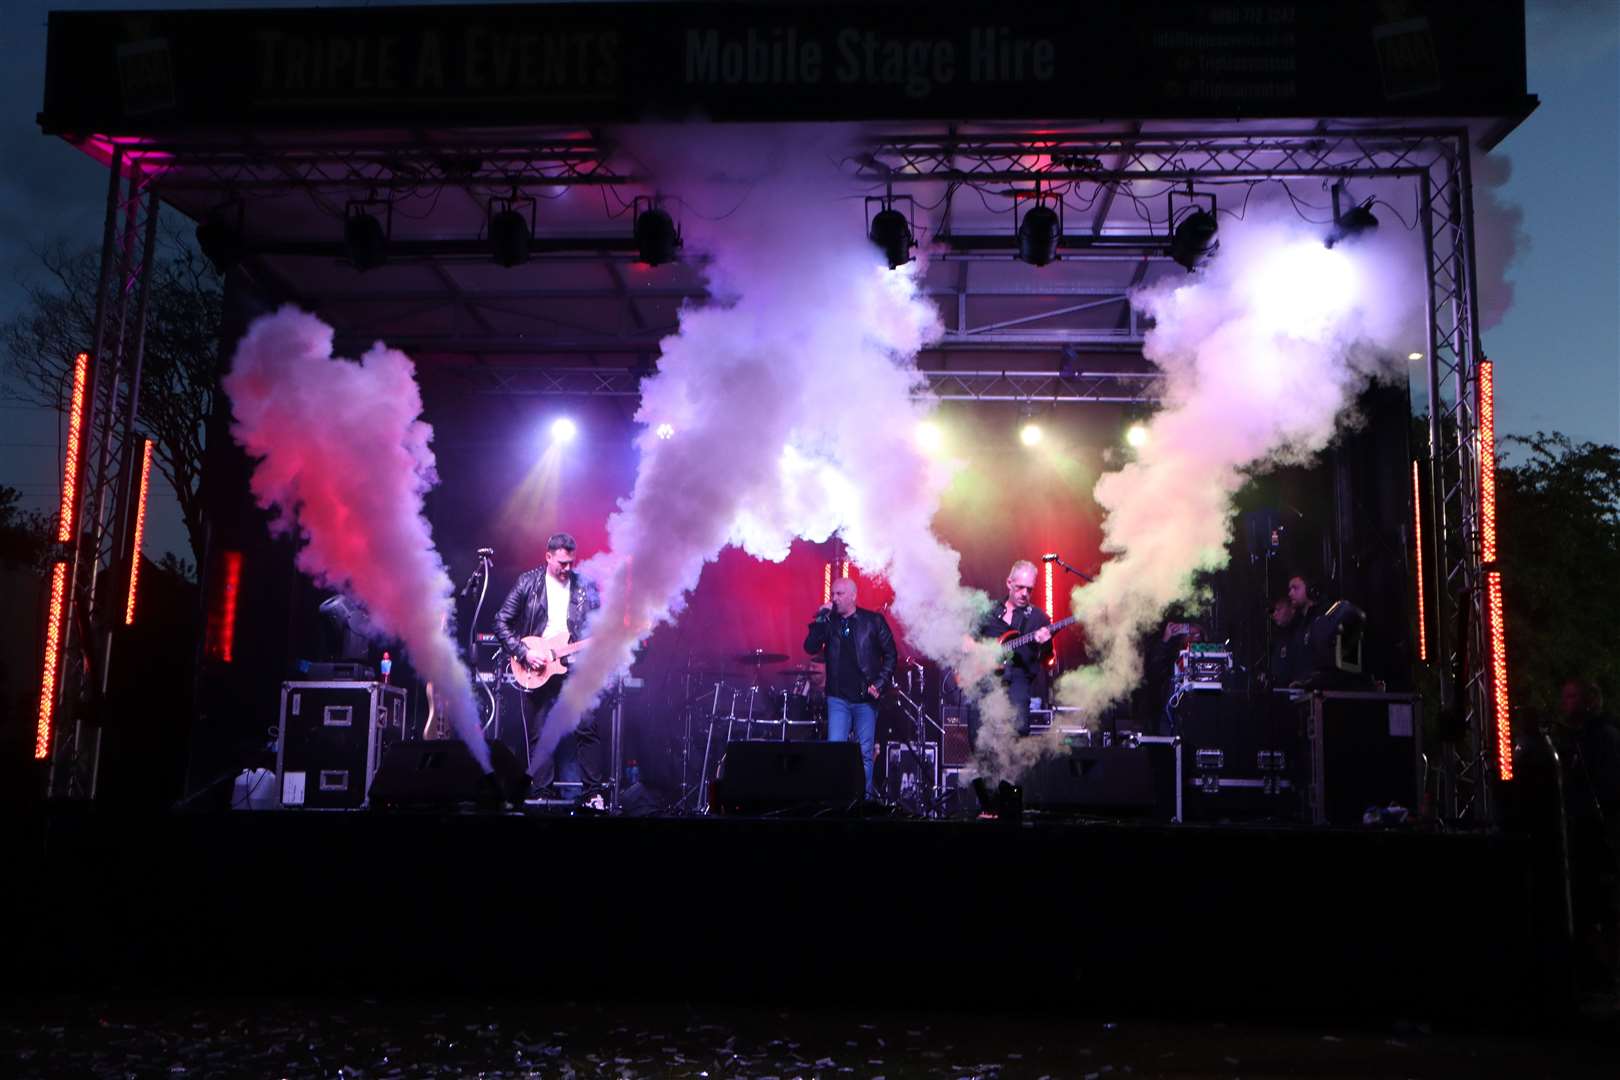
[{"xmin": 672, "ymin": 648, "xmax": 830, "ymax": 813}]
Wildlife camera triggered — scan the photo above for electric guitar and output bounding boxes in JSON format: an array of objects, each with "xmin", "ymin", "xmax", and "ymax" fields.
[
  {"xmin": 995, "ymin": 615, "xmax": 1079, "ymax": 672},
  {"xmin": 508, "ymin": 632, "xmax": 590, "ymax": 691}
]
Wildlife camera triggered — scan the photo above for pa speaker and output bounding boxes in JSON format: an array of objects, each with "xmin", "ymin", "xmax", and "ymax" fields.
[
  {"xmin": 1022, "ymin": 745, "xmax": 1176, "ymax": 819},
  {"xmin": 369, "ymin": 739, "xmax": 529, "ymax": 809},
  {"xmin": 714, "ymin": 740, "xmax": 865, "ymax": 815}
]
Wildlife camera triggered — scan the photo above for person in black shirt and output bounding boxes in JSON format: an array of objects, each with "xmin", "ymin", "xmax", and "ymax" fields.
[
  {"xmin": 975, "ymin": 560, "xmax": 1054, "ymax": 736},
  {"xmin": 803, "ymin": 576, "xmax": 897, "ymax": 797}
]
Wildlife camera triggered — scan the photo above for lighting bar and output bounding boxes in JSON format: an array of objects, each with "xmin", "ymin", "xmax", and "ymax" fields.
[
  {"xmin": 124, "ymin": 439, "xmax": 154, "ymax": 625},
  {"xmin": 822, "ymin": 562, "xmax": 832, "ymax": 605},
  {"xmin": 1477, "ymin": 359, "xmax": 1511, "ymax": 780},
  {"xmin": 206, "ymin": 551, "xmax": 243, "ymax": 663},
  {"xmin": 56, "ymin": 352, "xmax": 90, "ymax": 543},
  {"xmin": 1044, "ymin": 559, "xmax": 1054, "ymax": 619},
  {"xmin": 35, "ymin": 564, "xmax": 68, "ymax": 761},
  {"xmin": 1412, "ymin": 460, "xmax": 1427, "ymax": 662},
  {"xmin": 841, "ymin": 560, "xmax": 850, "ymax": 579},
  {"xmin": 35, "ymin": 351, "xmax": 92, "ymax": 761}
]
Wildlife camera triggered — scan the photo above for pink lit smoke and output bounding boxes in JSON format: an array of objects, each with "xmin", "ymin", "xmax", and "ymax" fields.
[
  {"xmin": 1050, "ymin": 209, "xmax": 1426, "ymax": 724},
  {"xmin": 545, "ymin": 125, "xmax": 992, "ymax": 763},
  {"xmin": 224, "ymin": 307, "xmax": 490, "ymax": 770}
]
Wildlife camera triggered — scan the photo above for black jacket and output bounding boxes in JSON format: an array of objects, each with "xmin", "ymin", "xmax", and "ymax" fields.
[
  {"xmin": 804, "ymin": 607, "xmax": 898, "ymax": 699},
  {"xmin": 979, "ymin": 603, "xmax": 1052, "ymax": 687},
  {"xmin": 494, "ymin": 568, "xmax": 600, "ymax": 664}
]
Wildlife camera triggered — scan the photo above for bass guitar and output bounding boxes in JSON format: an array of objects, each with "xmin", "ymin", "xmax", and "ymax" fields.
[
  {"xmin": 508, "ymin": 632, "xmax": 589, "ymax": 691},
  {"xmin": 995, "ymin": 614, "xmax": 1079, "ymax": 672}
]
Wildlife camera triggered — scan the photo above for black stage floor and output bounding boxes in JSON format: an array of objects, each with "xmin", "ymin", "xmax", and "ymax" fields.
[{"xmin": 7, "ymin": 810, "xmax": 1566, "ymax": 1023}]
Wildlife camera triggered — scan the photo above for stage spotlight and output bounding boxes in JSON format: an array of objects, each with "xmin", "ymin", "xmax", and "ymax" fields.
[
  {"xmin": 196, "ymin": 219, "xmax": 244, "ymax": 275},
  {"xmin": 1407, "ymin": 351, "xmax": 1424, "ymax": 361},
  {"xmin": 1325, "ymin": 202, "xmax": 1378, "ymax": 248},
  {"xmin": 550, "ymin": 417, "xmax": 578, "ymax": 444},
  {"xmin": 1170, "ymin": 209, "xmax": 1220, "ymax": 272},
  {"xmin": 1126, "ymin": 422, "xmax": 1150, "ymax": 449},
  {"xmin": 634, "ymin": 204, "xmax": 682, "ymax": 266},
  {"xmin": 654, "ymin": 422, "xmax": 675, "ymax": 440},
  {"xmin": 914, "ymin": 420, "xmax": 944, "ymax": 454},
  {"xmin": 1017, "ymin": 204, "xmax": 1061, "ymax": 267},
  {"xmin": 869, "ymin": 206, "xmax": 914, "ymax": 269},
  {"xmin": 1020, "ymin": 422, "xmax": 1044, "ymax": 447},
  {"xmin": 344, "ymin": 211, "xmax": 388, "ymax": 271},
  {"xmin": 489, "ymin": 207, "xmax": 531, "ymax": 267}
]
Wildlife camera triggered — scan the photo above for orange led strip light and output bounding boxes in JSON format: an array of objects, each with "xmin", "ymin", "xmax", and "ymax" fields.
[
  {"xmin": 36, "ymin": 352, "xmax": 91, "ymax": 760},
  {"xmin": 124, "ymin": 439, "xmax": 154, "ymax": 625}
]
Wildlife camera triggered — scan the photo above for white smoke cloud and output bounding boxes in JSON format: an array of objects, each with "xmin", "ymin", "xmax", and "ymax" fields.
[
  {"xmin": 224, "ymin": 307, "xmax": 490, "ymax": 770},
  {"xmin": 1046, "ymin": 209, "xmax": 1425, "ymax": 725},
  {"xmin": 543, "ymin": 124, "xmax": 988, "ymax": 763}
]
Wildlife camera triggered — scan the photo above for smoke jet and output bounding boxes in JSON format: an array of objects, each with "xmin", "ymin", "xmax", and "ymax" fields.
[
  {"xmin": 1044, "ymin": 212, "xmax": 1424, "ymax": 731},
  {"xmin": 224, "ymin": 306, "xmax": 490, "ymax": 770},
  {"xmin": 543, "ymin": 124, "xmax": 990, "ymax": 763}
]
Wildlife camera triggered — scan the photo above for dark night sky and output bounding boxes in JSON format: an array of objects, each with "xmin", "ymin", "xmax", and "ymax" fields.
[{"xmin": 1, "ymin": 1, "xmax": 1616, "ymax": 564}]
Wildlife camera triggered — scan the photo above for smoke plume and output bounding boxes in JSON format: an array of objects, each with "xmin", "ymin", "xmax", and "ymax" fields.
[
  {"xmin": 544, "ymin": 125, "xmax": 990, "ymax": 761},
  {"xmin": 1045, "ymin": 211, "xmax": 1424, "ymax": 726},
  {"xmin": 224, "ymin": 307, "xmax": 490, "ymax": 770}
]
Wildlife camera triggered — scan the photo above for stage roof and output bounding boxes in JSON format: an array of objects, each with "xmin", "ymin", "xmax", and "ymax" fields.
[{"xmin": 38, "ymin": 2, "xmax": 1536, "ymax": 392}]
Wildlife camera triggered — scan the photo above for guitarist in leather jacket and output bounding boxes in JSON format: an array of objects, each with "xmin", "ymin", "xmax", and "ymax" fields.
[
  {"xmin": 976, "ymin": 560, "xmax": 1054, "ymax": 736},
  {"xmin": 804, "ymin": 576, "xmax": 897, "ymax": 798},
  {"xmin": 494, "ymin": 532, "xmax": 601, "ymax": 786}
]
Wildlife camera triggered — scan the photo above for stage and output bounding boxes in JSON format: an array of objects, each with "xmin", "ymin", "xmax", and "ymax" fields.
[{"xmin": 10, "ymin": 807, "xmax": 1561, "ymax": 1022}]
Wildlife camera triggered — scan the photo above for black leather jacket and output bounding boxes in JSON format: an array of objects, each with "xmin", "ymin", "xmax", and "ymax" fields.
[
  {"xmin": 494, "ymin": 568, "xmax": 600, "ymax": 664},
  {"xmin": 803, "ymin": 607, "xmax": 898, "ymax": 698}
]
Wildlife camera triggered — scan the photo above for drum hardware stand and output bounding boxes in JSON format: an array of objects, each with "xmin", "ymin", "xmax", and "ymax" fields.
[
  {"xmin": 892, "ymin": 661, "xmax": 944, "ymax": 817},
  {"xmin": 607, "ymin": 674, "xmax": 625, "ymax": 814}
]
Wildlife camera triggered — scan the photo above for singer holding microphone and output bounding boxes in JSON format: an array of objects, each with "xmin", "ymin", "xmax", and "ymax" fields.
[{"xmin": 803, "ymin": 576, "xmax": 897, "ymax": 798}]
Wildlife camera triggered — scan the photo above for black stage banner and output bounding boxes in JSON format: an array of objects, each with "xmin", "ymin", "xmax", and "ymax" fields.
[{"xmin": 41, "ymin": 1, "xmax": 1530, "ymax": 134}]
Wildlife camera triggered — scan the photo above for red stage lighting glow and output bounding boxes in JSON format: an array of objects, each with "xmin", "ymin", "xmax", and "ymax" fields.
[
  {"xmin": 1477, "ymin": 359, "xmax": 1511, "ymax": 780},
  {"xmin": 124, "ymin": 438, "xmax": 154, "ymax": 625},
  {"xmin": 35, "ymin": 351, "xmax": 92, "ymax": 761},
  {"xmin": 206, "ymin": 551, "xmax": 243, "ymax": 663},
  {"xmin": 1411, "ymin": 460, "xmax": 1427, "ymax": 663}
]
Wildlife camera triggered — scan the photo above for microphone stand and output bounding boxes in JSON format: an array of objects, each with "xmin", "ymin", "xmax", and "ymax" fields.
[{"xmin": 1047, "ymin": 554, "xmax": 1095, "ymax": 583}]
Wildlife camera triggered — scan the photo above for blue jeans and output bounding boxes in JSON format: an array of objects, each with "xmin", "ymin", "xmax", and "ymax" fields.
[{"xmin": 826, "ymin": 695, "xmax": 877, "ymax": 797}]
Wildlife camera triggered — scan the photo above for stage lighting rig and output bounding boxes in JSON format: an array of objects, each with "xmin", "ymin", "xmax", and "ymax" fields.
[
  {"xmin": 866, "ymin": 188, "xmax": 917, "ymax": 269},
  {"xmin": 1167, "ymin": 189, "xmax": 1219, "ymax": 272},
  {"xmin": 488, "ymin": 195, "xmax": 535, "ymax": 268},
  {"xmin": 1326, "ymin": 186, "xmax": 1379, "ymax": 248},
  {"xmin": 343, "ymin": 199, "xmax": 391, "ymax": 271},
  {"xmin": 550, "ymin": 416, "xmax": 579, "ymax": 445},
  {"xmin": 633, "ymin": 196, "xmax": 682, "ymax": 266},
  {"xmin": 1015, "ymin": 188, "xmax": 1061, "ymax": 267}
]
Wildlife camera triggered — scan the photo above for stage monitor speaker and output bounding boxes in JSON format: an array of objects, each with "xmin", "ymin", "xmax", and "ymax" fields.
[
  {"xmin": 369, "ymin": 739, "xmax": 529, "ymax": 809},
  {"xmin": 714, "ymin": 740, "xmax": 865, "ymax": 815},
  {"xmin": 1021, "ymin": 744, "xmax": 1177, "ymax": 819}
]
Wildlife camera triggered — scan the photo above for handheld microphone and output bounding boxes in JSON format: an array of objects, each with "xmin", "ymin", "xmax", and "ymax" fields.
[
  {"xmin": 476, "ymin": 547, "xmax": 495, "ymax": 560},
  {"xmin": 1042, "ymin": 553, "xmax": 1060, "ymax": 562}
]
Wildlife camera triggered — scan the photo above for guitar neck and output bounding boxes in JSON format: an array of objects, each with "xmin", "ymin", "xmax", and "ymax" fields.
[{"xmin": 1004, "ymin": 615, "xmax": 1078, "ymax": 650}]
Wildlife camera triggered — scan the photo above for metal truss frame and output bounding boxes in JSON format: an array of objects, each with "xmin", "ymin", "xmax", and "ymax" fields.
[
  {"xmin": 67, "ymin": 126, "xmax": 1494, "ymax": 821},
  {"xmin": 456, "ymin": 365, "xmax": 1163, "ymax": 404},
  {"xmin": 45, "ymin": 147, "xmax": 162, "ymax": 799}
]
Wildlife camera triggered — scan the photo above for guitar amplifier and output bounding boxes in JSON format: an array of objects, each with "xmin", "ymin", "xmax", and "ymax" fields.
[
  {"xmin": 277, "ymin": 681, "xmax": 408, "ymax": 809},
  {"xmin": 940, "ymin": 706, "xmax": 971, "ymax": 767}
]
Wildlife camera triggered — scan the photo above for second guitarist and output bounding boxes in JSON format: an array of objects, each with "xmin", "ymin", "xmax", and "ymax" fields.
[
  {"xmin": 494, "ymin": 531, "xmax": 600, "ymax": 787},
  {"xmin": 977, "ymin": 559, "xmax": 1055, "ymax": 736}
]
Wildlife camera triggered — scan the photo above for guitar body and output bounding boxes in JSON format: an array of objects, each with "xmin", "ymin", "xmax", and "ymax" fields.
[{"xmin": 508, "ymin": 632, "xmax": 587, "ymax": 691}]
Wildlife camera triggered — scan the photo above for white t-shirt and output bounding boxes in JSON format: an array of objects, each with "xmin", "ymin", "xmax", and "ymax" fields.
[{"xmin": 542, "ymin": 572, "xmax": 571, "ymax": 640}]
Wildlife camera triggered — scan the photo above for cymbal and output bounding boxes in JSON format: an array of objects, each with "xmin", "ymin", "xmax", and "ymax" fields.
[
  {"xmin": 777, "ymin": 664, "xmax": 824, "ymax": 676},
  {"xmin": 736, "ymin": 649, "xmax": 789, "ymax": 665}
]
